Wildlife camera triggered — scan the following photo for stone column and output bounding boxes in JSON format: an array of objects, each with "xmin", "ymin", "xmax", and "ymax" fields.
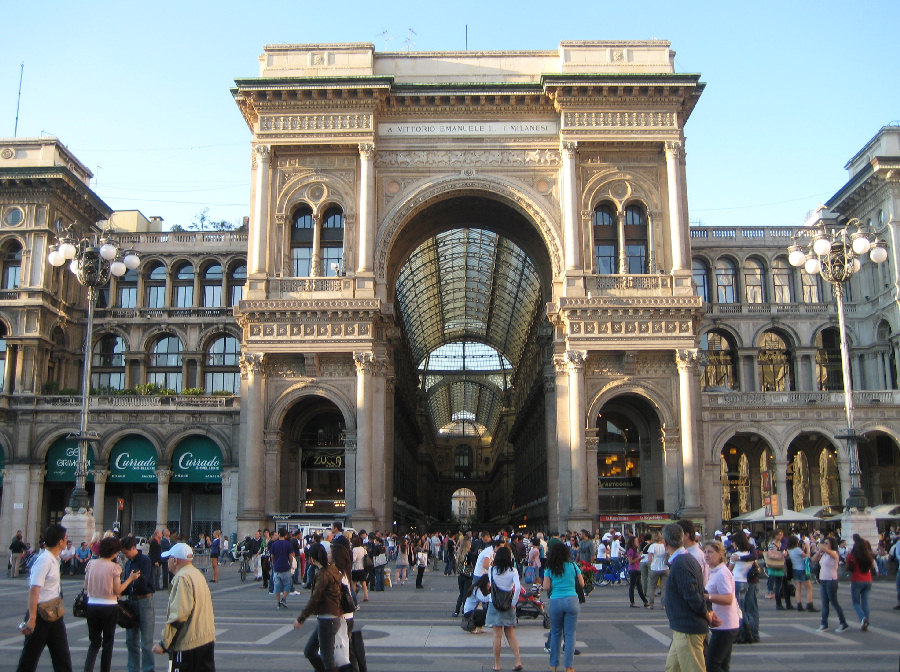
[
  {"xmin": 544, "ymin": 370, "xmax": 560, "ymax": 531},
  {"xmin": 585, "ymin": 430, "xmax": 599, "ymax": 526},
  {"xmin": 382, "ymin": 375, "xmax": 396, "ymax": 529},
  {"xmin": 553, "ymin": 355, "xmax": 572, "ymax": 528},
  {"xmin": 357, "ymin": 143, "xmax": 376, "ymax": 274},
  {"xmin": 774, "ymin": 455, "xmax": 789, "ymax": 516},
  {"xmin": 353, "ymin": 353, "xmax": 375, "ymax": 524},
  {"xmin": 238, "ymin": 354, "xmax": 266, "ymax": 528},
  {"xmin": 91, "ymin": 469, "xmax": 108, "ymax": 532},
  {"xmin": 675, "ymin": 349, "xmax": 701, "ymax": 512},
  {"xmin": 665, "ymin": 141, "xmax": 689, "ymax": 272},
  {"xmin": 343, "ymin": 433, "xmax": 357, "ymax": 517},
  {"xmin": 662, "ymin": 425, "xmax": 682, "ymax": 513},
  {"xmin": 616, "ymin": 210, "xmax": 627, "ymax": 274},
  {"xmin": 310, "ymin": 215, "xmax": 323, "ymax": 278},
  {"xmin": 370, "ymin": 359, "xmax": 388, "ymax": 528},
  {"xmin": 3, "ymin": 343, "xmax": 15, "ymax": 392},
  {"xmin": 567, "ymin": 350, "xmax": 589, "ymax": 520},
  {"xmin": 263, "ymin": 432, "xmax": 282, "ymax": 515},
  {"xmin": 646, "ymin": 211, "xmax": 657, "ymax": 273},
  {"xmin": 561, "ymin": 141, "xmax": 582, "ymax": 271},
  {"xmin": 220, "ymin": 467, "xmax": 239, "ymax": 540},
  {"xmin": 27, "ymin": 467, "xmax": 46, "ymax": 547},
  {"xmin": 155, "ymin": 468, "xmax": 172, "ymax": 530},
  {"xmin": 248, "ymin": 145, "xmax": 271, "ymax": 276}
]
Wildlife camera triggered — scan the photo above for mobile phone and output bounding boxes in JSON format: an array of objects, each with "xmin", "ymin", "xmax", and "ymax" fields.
[{"xmin": 18, "ymin": 622, "xmax": 31, "ymax": 634}]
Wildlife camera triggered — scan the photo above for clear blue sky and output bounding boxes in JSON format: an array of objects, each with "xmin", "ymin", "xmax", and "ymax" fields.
[{"xmin": 3, "ymin": 1, "xmax": 897, "ymax": 230}]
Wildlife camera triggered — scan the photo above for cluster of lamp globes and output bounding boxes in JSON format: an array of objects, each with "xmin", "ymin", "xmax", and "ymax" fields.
[
  {"xmin": 47, "ymin": 234, "xmax": 140, "ymax": 284},
  {"xmin": 787, "ymin": 225, "xmax": 888, "ymax": 278}
]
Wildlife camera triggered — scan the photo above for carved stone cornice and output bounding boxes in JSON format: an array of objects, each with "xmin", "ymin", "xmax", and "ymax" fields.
[{"xmin": 374, "ymin": 148, "xmax": 560, "ymax": 168}]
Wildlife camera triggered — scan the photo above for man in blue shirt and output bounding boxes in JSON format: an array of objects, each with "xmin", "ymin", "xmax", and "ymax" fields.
[
  {"xmin": 122, "ymin": 536, "xmax": 155, "ymax": 672},
  {"xmin": 269, "ymin": 529, "xmax": 295, "ymax": 610}
]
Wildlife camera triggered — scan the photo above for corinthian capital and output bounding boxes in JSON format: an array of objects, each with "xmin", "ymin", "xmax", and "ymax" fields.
[
  {"xmin": 239, "ymin": 353, "xmax": 265, "ymax": 377},
  {"xmin": 91, "ymin": 468, "xmax": 108, "ymax": 485},
  {"xmin": 358, "ymin": 143, "xmax": 376, "ymax": 160},
  {"xmin": 561, "ymin": 140, "xmax": 578, "ymax": 156},
  {"xmin": 566, "ymin": 350, "xmax": 587, "ymax": 371},
  {"xmin": 353, "ymin": 352, "xmax": 376, "ymax": 375},
  {"xmin": 674, "ymin": 348, "xmax": 700, "ymax": 372},
  {"xmin": 255, "ymin": 144, "xmax": 271, "ymax": 161},
  {"xmin": 664, "ymin": 141, "xmax": 684, "ymax": 161},
  {"xmin": 154, "ymin": 468, "xmax": 173, "ymax": 485}
]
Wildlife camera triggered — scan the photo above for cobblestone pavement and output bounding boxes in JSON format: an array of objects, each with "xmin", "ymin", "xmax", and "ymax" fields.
[{"xmin": 1, "ymin": 562, "xmax": 898, "ymax": 671}]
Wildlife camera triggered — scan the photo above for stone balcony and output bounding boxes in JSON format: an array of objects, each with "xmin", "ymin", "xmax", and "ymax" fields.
[
  {"xmin": 702, "ymin": 390, "xmax": 900, "ymax": 407},
  {"xmin": 7, "ymin": 394, "xmax": 239, "ymax": 410}
]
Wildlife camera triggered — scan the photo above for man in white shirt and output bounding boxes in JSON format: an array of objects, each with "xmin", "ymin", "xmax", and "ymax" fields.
[
  {"xmin": 473, "ymin": 539, "xmax": 498, "ymax": 579},
  {"xmin": 58, "ymin": 541, "xmax": 76, "ymax": 576},
  {"xmin": 677, "ymin": 519, "xmax": 709, "ymax": 587},
  {"xmin": 15, "ymin": 524, "xmax": 72, "ymax": 672},
  {"xmin": 610, "ymin": 532, "xmax": 624, "ymax": 559}
]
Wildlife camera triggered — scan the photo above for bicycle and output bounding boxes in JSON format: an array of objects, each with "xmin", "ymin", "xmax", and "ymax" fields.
[
  {"xmin": 236, "ymin": 550, "xmax": 250, "ymax": 582},
  {"xmin": 594, "ymin": 557, "xmax": 628, "ymax": 586}
]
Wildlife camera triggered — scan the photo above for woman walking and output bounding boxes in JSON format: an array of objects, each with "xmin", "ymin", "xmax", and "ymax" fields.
[
  {"xmin": 350, "ymin": 536, "xmax": 370, "ymax": 602},
  {"xmin": 487, "ymin": 545, "xmax": 522, "ymax": 671},
  {"xmin": 415, "ymin": 537, "xmax": 428, "ymax": 589},
  {"xmin": 815, "ymin": 537, "xmax": 849, "ymax": 632},
  {"xmin": 294, "ymin": 542, "xmax": 344, "ymax": 672},
  {"xmin": 395, "ymin": 536, "xmax": 412, "ymax": 586},
  {"xmin": 83, "ymin": 536, "xmax": 141, "ymax": 672},
  {"xmin": 646, "ymin": 532, "xmax": 668, "ymax": 609},
  {"xmin": 846, "ymin": 533, "xmax": 874, "ymax": 631},
  {"xmin": 625, "ymin": 535, "xmax": 649, "ymax": 608},
  {"xmin": 728, "ymin": 531, "xmax": 759, "ymax": 644},
  {"xmin": 786, "ymin": 535, "xmax": 815, "ymax": 612},
  {"xmin": 543, "ymin": 541, "xmax": 583, "ymax": 672},
  {"xmin": 454, "ymin": 535, "xmax": 475, "ymax": 617},
  {"xmin": 703, "ymin": 540, "xmax": 739, "ymax": 672}
]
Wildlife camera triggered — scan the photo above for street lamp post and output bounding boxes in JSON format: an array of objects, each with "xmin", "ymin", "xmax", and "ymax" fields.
[
  {"xmin": 787, "ymin": 211, "xmax": 887, "ymax": 538},
  {"xmin": 47, "ymin": 221, "xmax": 139, "ymax": 544}
]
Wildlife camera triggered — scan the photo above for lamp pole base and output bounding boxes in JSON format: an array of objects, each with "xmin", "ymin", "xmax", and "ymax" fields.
[
  {"xmin": 840, "ymin": 509, "xmax": 878, "ymax": 549},
  {"xmin": 60, "ymin": 505, "xmax": 96, "ymax": 549}
]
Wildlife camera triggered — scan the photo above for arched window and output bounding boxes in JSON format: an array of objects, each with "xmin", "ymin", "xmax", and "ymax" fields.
[
  {"xmin": 91, "ymin": 334, "xmax": 126, "ymax": 391},
  {"xmin": 227, "ymin": 263, "xmax": 246, "ymax": 307},
  {"xmin": 801, "ymin": 269, "xmax": 822, "ymax": 303},
  {"xmin": 790, "ymin": 451, "xmax": 810, "ymax": 510},
  {"xmin": 291, "ymin": 206, "xmax": 314, "ymax": 277},
  {"xmin": 2, "ymin": 241, "xmax": 22, "ymax": 289},
  {"xmin": 144, "ymin": 262, "xmax": 167, "ymax": 308},
  {"xmin": 201, "ymin": 264, "xmax": 223, "ymax": 307},
  {"xmin": 876, "ymin": 320, "xmax": 897, "ymax": 390},
  {"xmin": 116, "ymin": 267, "xmax": 138, "ymax": 308},
  {"xmin": 815, "ymin": 328, "xmax": 843, "ymax": 391},
  {"xmin": 743, "ymin": 258, "xmax": 766, "ymax": 303},
  {"xmin": 148, "ymin": 335, "xmax": 182, "ymax": 391},
  {"xmin": 593, "ymin": 203, "xmax": 617, "ymax": 274},
  {"xmin": 772, "ymin": 257, "xmax": 794, "ymax": 303},
  {"xmin": 758, "ymin": 330, "xmax": 793, "ymax": 391},
  {"xmin": 715, "ymin": 258, "xmax": 737, "ymax": 304},
  {"xmin": 624, "ymin": 204, "xmax": 648, "ymax": 274},
  {"xmin": 454, "ymin": 444, "xmax": 473, "ymax": 479},
  {"xmin": 205, "ymin": 335, "xmax": 240, "ymax": 394},
  {"xmin": 173, "ymin": 263, "xmax": 194, "ymax": 308},
  {"xmin": 692, "ymin": 259, "xmax": 710, "ymax": 303},
  {"xmin": 700, "ymin": 330, "xmax": 738, "ymax": 390},
  {"xmin": 321, "ymin": 206, "xmax": 344, "ymax": 276}
]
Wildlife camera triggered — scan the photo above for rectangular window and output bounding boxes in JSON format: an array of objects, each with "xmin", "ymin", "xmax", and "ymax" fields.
[
  {"xmin": 322, "ymin": 247, "xmax": 344, "ymax": 276},
  {"xmin": 146, "ymin": 286, "xmax": 166, "ymax": 308},
  {"xmin": 3, "ymin": 266, "xmax": 20, "ymax": 289},
  {"xmin": 773, "ymin": 269, "xmax": 793, "ymax": 303},
  {"xmin": 148, "ymin": 371, "xmax": 182, "ymax": 392},
  {"xmin": 801, "ymin": 273, "xmax": 820, "ymax": 303},
  {"xmin": 229, "ymin": 285, "xmax": 243, "ymax": 307},
  {"xmin": 205, "ymin": 371, "xmax": 240, "ymax": 395},
  {"xmin": 292, "ymin": 247, "xmax": 311, "ymax": 277},
  {"xmin": 174, "ymin": 285, "xmax": 193, "ymax": 308},
  {"xmin": 744, "ymin": 275, "xmax": 763, "ymax": 303},
  {"xmin": 625, "ymin": 245, "xmax": 646, "ymax": 274},
  {"xmin": 118, "ymin": 287, "xmax": 137, "ymax": 309},
  {"xmin": 594, "ymin": 245, "xmax": 616, "ymax": 274},
  {"xmin": 203, "ymin": 285, "xmax": 222, "ymax": 308},
  {"xmin": 693, "ymin": 270, "xmax": 709, "ymax": 303}
]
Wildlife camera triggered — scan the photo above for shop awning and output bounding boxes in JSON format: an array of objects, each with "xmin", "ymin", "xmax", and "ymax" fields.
[
  {"xmin": 108, "ymin": 436, "xmax": 158, "ymax": 483},
  {"xmin": 45, "ymin": 438, "xmax": 95, "ymax": 482}
]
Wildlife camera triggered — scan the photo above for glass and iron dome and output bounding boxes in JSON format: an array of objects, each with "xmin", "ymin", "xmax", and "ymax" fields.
[{"xmin": 396, "ymin": 228, "xmax": 543, "ymax": 438}]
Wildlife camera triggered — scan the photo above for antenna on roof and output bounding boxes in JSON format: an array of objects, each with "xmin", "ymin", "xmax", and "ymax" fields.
[
  {"xmin": 376, "ymin": 29, "xmax": 395, "ymax": 51},
  {"xmin": 13, "ymin": 63, "xmax": 23, "ymax": 137},
  {"xmin": 403, "ymin": 28, "xmax": 417, "ymax": 52}
]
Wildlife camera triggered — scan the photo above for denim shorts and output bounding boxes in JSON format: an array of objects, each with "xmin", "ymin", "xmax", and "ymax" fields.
[
  {"xmin": 793, "ymin": 569, "xmax": 809, "ymax": 582},
  {"xmin": 273, "ymin": 570, "xmax": 293, "ymax": 594}
]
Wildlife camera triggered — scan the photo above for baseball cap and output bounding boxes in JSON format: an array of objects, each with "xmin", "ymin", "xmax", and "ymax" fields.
[{"xmin": 161, "ymin": 542, "xmax": 194, "ymax": 560}]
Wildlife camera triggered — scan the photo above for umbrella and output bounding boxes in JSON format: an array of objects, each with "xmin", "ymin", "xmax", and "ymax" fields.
[{"xmin": 730, "ymin": 507, "xmax": 821, "ymax": 523}]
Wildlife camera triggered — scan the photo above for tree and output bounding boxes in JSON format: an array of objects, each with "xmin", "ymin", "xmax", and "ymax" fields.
[{"xmin": 189, "ymin": 207, "xmax": 237, "ymax": 232}]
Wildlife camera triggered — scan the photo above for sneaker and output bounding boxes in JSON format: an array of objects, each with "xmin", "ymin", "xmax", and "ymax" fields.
[
  {"xmin": 543, "ymin": 646, "xmax": 551, "ymax": 654},
  {"xmin": 452, "ymin": 612, "xmax": 459, "ymax": 617},
  {"xmin": 291, "ymin": 591, "xmax": 301, "ymax": 596},
  {"xmin": 834, "ymin": 624, "xmax": 848, "ymax": 633},
  {"xmin": 861, "ymin": 617, "xmax": 868, "ymax": 632},
  {"xmin": 815, "ymin": 624, "xmax": 828, "ymax": 632}
]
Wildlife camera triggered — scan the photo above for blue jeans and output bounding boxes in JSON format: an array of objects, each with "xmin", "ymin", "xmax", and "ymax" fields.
[
  {"xmin": 273, "ymin": 570, "xmax": 292, "ymax": 595},
  {"xmin": 548, "ymin": 596, "xmax": 580, "ymax": 669},
  {"xmin": 850, "ymin": 581, "xmax": 871, "ymax": 622},
  {"xmin": 819, "ymin": 579, "xmax": 847, "ymax": 627},
  {"xmin": 374, "ymin": 566, "xmax": 385, "ymax": 590},
  {"xmin": 303, "ymin": 616, "xmax": 342, "ymax": 672},
  {"xmin": 736, "ymin": 582, "xmax": 759, "ymax": 642},
  {"xmin": 125, "ymin": 597, "xmax": 155, "ymax": 672}
]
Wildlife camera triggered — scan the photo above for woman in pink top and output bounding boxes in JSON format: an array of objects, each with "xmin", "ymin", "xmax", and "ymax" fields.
[
  {"xmin": 703, "ymin": 540, "xmax": 739, "ymax": 672},
  {"xmin": 625, "ymin": 535, "xmax": 649, "ymax": 608},
  {"xmin": 83, "ymin": 536, "xmax": 140, "ymax": 672}
]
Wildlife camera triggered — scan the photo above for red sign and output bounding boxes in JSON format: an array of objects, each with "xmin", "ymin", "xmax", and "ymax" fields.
[
  {"xmin": 598, "ymin": 513, "xmax": 672, "ymax": 522},
  {"xmin": 117, "ymin": 498, "xmax": 125, "ymax": 511}
]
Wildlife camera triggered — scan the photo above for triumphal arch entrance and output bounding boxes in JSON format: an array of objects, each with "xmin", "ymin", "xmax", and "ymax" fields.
[{"xmin": 231, "ymin": 41, "xmax": 706, "ymax": 534}]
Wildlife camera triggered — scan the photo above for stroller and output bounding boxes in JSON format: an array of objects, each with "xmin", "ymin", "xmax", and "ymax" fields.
[{"xmin": 516, "ymin": 584, "xmax": 550, "ymax": 629}]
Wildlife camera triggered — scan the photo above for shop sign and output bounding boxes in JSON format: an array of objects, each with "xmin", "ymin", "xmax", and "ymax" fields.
[
  {"xmin": 108, "ymin": 437, "xmax": 158, "ymax": 483},
  {"xmin": 172, "ymin": 438, "xmax": 222, "ymax": 482},
  {"xmin": 598, "ymin": 477, "xmax": 640, "ymax": 489},
  {"xmin": 301, "ymin": 449, "xmax": 344, "ymax": 470},
  {"xmin": 45, "ymin": 438, "xmax": 95, "ymax": 482}
]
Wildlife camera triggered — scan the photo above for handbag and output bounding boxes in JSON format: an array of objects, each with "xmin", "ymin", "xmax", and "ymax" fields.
[
  {"xmin": 416, "ymin": 551, "xmax": 428, "ymax": 568},
  {"xmin": 747, "ymin": 561, "xmax": 760, "ymax": 582},
  {"xmin": 765, "ymin": 549, "xmax": 784, "ymax": 570},
  {"xmin": 116, "ymin": 599, "xmax": 139, "ymax": 629},
  {"xmin": 325, "ymin": 617, "xmax": 350, "ymax": 668},
  {"xmin": 340, "ymin": 583, "xmax": 359, "ymax": 613},
  {"xmin": 374, "ymin": 553, "xmax": 387, "ymax": 567},
  {"xmin": 573, "ymin": 563, "xmax": 586, "ymax": 604},
  {"xmin": 461, "ymin": 610, "xmax": 477, "ymax": 632},
  {"xmin": 72, "ymin": 590, "xmax": 88, "ymax": 619},
  {"xmin": 36, "ymin": 596, "xmax": 64, "ymax": 622},
  {"xmin": 490, "ymin": 569, "xmax": 514, "ymax": 612}
]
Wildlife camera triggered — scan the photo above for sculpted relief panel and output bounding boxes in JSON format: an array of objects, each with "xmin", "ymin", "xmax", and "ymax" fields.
[{"xmin": 374, "ymin": 148, "xmax": 560, "ymax": 168}]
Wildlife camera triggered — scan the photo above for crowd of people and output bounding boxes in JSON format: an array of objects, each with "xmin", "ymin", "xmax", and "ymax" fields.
[{"xmin": 9, "ymin": 520, "xmax": 900, "ymax": 672}]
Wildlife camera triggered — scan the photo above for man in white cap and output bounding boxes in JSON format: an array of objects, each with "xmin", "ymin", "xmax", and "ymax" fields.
[{"xmin": 152, "ymin": 543, "xmax": 216, "ymax": 671}]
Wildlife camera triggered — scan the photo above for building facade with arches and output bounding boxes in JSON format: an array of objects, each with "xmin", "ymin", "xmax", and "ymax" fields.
[{"xmin": 1, "ymin": 49, "xmax": 898, "ymax": 546}]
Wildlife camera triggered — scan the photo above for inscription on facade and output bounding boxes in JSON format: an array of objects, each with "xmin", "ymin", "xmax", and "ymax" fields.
[{"xmin": 378, "ymin": 121, "xmax": 558, "ymax": 137}]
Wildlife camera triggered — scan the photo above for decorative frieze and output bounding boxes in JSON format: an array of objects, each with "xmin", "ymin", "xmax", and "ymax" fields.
[
  {"xmin": 259, "ymin": 113, "xmax": 373, "ymax": 134},
  {"xmin": 374, "ymin": 148, "xmax": 560, "ymax": 168},
  {"xmin": 564, "ymin": 111, "xmax": 675, "ymax": 129}
]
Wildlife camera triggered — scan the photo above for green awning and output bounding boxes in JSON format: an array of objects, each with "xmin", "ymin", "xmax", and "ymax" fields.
[
  {"xmin": 108, "ymin": 436, "xmax": 158, "ymax": 483},
  {"xmin": 172, "ymin": 437, "xmax": 222, "ymax": 483},
  {"xmin": 46, "ymin": 437, "xmax": 95, "ymax": 482}
]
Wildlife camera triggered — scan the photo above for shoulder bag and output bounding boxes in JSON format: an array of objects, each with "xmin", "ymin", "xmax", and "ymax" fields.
[
  {"xmin": 340, "ymin": 582, "xmax": 359, "ymax": 613},
  {"xmin": 573, "ymin": 563, "xmax": 586, "ymax": 604},
  {"xmin": 490, "ymin": 568, "xmax": 514, "ymax": 612},
  {"xmin": 36, "ymin": 596, "xmax": 64, "ymax": 622},
  {"xmin": 72, "ymin": 590, "xmax": 88, "ymax": 618},
  {"xmin": 765, "ymin": 549, "xmax": 784, "ymax": 570},
  {"xmin": 116, "ymin": 598, "xmax": 139, "ymax": 629}
]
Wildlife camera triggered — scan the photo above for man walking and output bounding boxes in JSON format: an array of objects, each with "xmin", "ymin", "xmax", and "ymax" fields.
[
  {"xmin": 661, "ymin": 523, "xmax": 717, "ymax": 672},
  {"xmin": 9, "ymin": 531, "xmax": 27, "ymax": 578},
  {"xmin": 269, "ymin": 529, "xmax": 295, "ymax": 609},
  {"xmin": 160, "ymin": 529, "xmax": 173, "ymax": 590},
  {"xmin": 15, "ymin": 523, "xmax": 72, "ymax": 672},
  {"xmin": 153, "ymin": 543, "xmax": 215, "ymax": 672},
  {"xmin": 149, "ymin": 530, "xmax": 162, "ymax": 590},
  {"xmin": 122, "ymin": 536, "xmax": 155, "ymax": 672}
]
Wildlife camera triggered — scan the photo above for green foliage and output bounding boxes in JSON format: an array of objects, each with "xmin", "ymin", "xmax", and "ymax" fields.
[
  {"xmin": 42, "ymin": 381, "xmax": 60, "ymax": 395},
  {"xmin": 90, "ymin": 385, "xmax": 119, "ymax": 396},
  {"xmin": 190, "ymin": 207, "xmax": 237, "ymax": 232},
  {"xmin": 115, "ymin": 388, "xmax": 137, "ymax": 395},
  {"xmin": 181, "ymin": 387, "xmax": 206, "ymax": 396},
  {"xmin": 211, "ymin": 390, "xmax": 234, "ymax": 396},
  {"xmin": 59, "ymin": 388, "xmax": 79, "ymax": 396}
]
